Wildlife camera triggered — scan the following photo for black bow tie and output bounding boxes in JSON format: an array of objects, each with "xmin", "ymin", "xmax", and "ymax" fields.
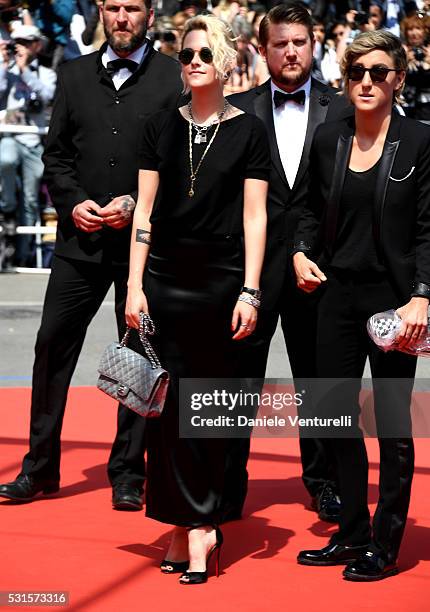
[
  {"xmin": 106, "ymin": 58, "xmax": 138, "ymax": 76},
  {"xmin": 273, "ymin": 89, "xmax": 306, "ymax": 108}
]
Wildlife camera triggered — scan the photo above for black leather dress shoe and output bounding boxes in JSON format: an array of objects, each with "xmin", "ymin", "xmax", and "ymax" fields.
[
  {"xmin": 297, "ymin": 543, "xmax": 370, "ymax": 566},
  {"xmin": 112, "ymin": 484, "xmax": 143, "ymax": 511},
  {"xmin": 311, "ymin": 483, "xmax": 341, "ymax": 523},
  {"xmin": 343, "ymin": 551, "xmax": 399, "ymax": 581},
  {"xmin": 0, "ymin": 475, "xmax": 59, "ymax": 502}
]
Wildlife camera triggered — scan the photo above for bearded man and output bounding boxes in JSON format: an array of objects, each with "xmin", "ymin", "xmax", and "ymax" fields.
[
  {"xmin": 226, "ymin": 3, "xmax": 351, "ymax": 522},
  {"xmin": 0, "ymin": 0, "xmax": 183, "ymax": 509}
]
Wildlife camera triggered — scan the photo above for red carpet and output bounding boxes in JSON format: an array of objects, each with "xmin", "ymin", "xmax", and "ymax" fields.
[{"xmin": 1, "ymin": 387, "xmax": 429, "ymax": 611}]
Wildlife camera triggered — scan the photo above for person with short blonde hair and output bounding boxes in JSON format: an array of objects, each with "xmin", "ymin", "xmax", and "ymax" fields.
[
  {"xmin": 294, "ymin": 30, "xmax": 430, "ymax": 581},
  {"xmin": 180, "ymin": 14, "xmax": 238, "ymax": 91},
  {"xmin": 341, "ymin": 29, "xmax": 408, "ymax": 103},
  {"xmin": 126, "ymin": 13, "xmax": 270, "ymax": 585}
]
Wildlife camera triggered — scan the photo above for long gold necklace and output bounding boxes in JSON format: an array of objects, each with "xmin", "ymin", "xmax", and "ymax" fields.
[{"xmin": 187, "ymin": 100, "xmax": 228, "ymax": 198}]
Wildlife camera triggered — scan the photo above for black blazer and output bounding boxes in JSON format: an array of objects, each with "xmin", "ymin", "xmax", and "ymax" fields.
[
  {"xmin": 294, "ymin": 112, "xmax": 430, "ymax": 301},
  {"xmin": 43, "ymin": 41, "xmax": 183, "ymax": 264},
  {"xmin": 228, "ymin": 78, "xmax": 351, "ymax": 309}
]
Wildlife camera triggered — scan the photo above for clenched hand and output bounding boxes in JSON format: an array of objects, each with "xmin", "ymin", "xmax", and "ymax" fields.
[
  {"xmin": 99, "ymin": 195, "xmax": 136, "ymax": 230},
  {"xmin": 72, "ymin": 200, "xmax": 104, "ymax": 232}
]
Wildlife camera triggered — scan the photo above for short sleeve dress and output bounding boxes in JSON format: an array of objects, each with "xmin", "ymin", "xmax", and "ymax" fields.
[{"xmin": 139, "ymin": 108, "xmax": 270, "ymax": 527}]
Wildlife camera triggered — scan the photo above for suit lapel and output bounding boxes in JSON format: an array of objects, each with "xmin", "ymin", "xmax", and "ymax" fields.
[
  {"xmin": 96, "ymin": 43, "xmax": 115, "ymax": 88},
  {"xmin": 254, "ymin": 82, "xmax": 289, "ymax": 189},
  {"xmin": 325, "ymin": 117, "xmax": 354, "ymax": 257},
  {"xmin": 324, "ymin": 113, "xmax": 401, "ymax": 259},
  {"xmin": 293, "ymin": 79, "xmax": 330, "ymax": 190},
  {"xmin": 373, "ymin": 113, "xmax": 401, "ymax": 257}
]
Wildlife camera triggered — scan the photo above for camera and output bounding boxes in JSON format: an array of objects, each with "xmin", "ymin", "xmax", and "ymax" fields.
[
  {"xmin": 26, "ymin": 91, "xmax": 43, "ymax": 113},
  {"xmin": 413, "ymin": 47, "xmax": 426, "ymax": 62},
  {"xmin": 354, "ymin": 11, "xmax": 369, "ymax": 27},
  {"xmin": 5, "ymin": 41, "xmax": 17, "ymax": 54}
]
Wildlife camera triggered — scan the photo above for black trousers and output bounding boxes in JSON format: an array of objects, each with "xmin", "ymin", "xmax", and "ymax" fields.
[
  {"xmin": 20, "ymin": 254, "xmax": 146, "ymax": 489},
  {"xmin": 222, "ymin": 265, "xmax": 337, "ymax": 519},
  {"xmin": 317, "ymin": 269, "xmax": 416, "ymax": 560}
]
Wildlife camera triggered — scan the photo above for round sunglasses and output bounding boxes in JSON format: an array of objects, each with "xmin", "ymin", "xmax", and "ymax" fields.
[
  {"xmin": 347, "ymin": 65, "xmax": 401, "ymax": 83},
  {"xmin": 178, "ymin": 47, "xmax": 213, "ymax": 66}
]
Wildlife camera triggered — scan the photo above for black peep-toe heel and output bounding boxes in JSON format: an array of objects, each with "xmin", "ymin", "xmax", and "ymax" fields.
[{"xmin": 179, "ymin": 527, "xmax": 223, "ymax": 585}]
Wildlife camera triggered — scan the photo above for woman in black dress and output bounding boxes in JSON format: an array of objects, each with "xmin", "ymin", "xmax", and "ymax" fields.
[
  {"xmin": 126, "ymin": 14, "xmax": 270, "ymax": 584},
  {"xmin": 293, "ymin": 31, "xmax": 430, "ymax": 581}
]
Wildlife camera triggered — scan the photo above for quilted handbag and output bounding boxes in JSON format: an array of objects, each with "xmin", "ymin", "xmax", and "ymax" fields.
[{"xmin": 97, "ymin": 313, "xmax": 169, "ymax": 417}]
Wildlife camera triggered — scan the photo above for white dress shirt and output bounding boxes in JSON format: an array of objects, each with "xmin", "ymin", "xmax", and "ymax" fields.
[
  {"xmin": 102, "ymin": 43, "xmax": 148, "ymax": 90},
  {"xmin": 271, "ymin": 77, "xmax": 311, "ymax": 189}
]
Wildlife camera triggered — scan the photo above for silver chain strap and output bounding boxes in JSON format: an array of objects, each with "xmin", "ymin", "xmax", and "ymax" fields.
[{"xmin": 120, "ymin": 313, "xmax": 161, "ymax": 369}]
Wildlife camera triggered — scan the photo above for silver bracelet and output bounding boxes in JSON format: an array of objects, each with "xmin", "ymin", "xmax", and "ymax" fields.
[{"xmin": 238, "ymin": 293, "xmax": 261, "ymax": 309}]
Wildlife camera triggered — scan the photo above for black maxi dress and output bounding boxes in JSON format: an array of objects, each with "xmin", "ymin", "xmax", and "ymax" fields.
[{"xmin": 138, "ymin": 109, "xmax": 271, "ymax": 527}]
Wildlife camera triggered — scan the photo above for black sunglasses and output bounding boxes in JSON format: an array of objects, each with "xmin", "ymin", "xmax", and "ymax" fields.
[
  {"xmin": 347, "ymin": 64, "xmax": 400, "ymax": 83},
  {"xmin": 178, "ymin": 47, "xmax": 213, "ymax": 65}
]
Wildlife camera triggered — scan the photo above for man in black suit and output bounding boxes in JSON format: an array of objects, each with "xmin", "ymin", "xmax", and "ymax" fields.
[
  {"xmin": 226, "ymin": 3, "xmax": 350, "ymax": 521},
  {"xmin": 0, "ymin": 0, "xmax": 183, "ymax": 508}
]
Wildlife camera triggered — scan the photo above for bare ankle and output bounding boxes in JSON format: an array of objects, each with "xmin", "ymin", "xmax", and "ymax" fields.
[
  {"xmin": 165, "ymin": 526, "xmax": 188, "ymax": 562},
  {"xmin": 187, "ymin": 526, "xmax": 216, "ymax": 571}
]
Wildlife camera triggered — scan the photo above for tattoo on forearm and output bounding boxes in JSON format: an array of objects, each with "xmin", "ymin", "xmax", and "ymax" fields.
[
  {"xmin": 136, "ymin": 229, "xmax": 151, "ymax": 245},
  {"xmin": 120, "ymin": 195, "xmax": 136, "ymax": 221}
]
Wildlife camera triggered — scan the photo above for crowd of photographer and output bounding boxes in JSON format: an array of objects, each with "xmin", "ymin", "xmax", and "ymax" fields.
[
  {"xmin": 0, "ymin": 0, "xmax": 430, "ymax": 270},
  {"xmin": 0, "ymin": 23, "xmax": 56, "ymax": 267}
]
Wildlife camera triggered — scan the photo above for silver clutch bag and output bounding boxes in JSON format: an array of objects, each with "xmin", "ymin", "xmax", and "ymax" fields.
[{"xmin": 97, "ymin": 313, "xmax": 169, "ymax": 417}]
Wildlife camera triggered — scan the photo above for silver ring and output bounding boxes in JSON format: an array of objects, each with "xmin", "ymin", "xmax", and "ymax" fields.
[{"xmin": 240, "ymin": 324, "xmax": 247, "ymax": 327}]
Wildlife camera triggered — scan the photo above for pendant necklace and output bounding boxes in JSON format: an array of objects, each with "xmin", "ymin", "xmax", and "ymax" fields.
[
  {"xmin": 188, "ymin": 101, "xmax": 223, "ymax": 144},
  {"xmin": 187, "ymin": 100, "xmax": 229, "ymax": 198}
]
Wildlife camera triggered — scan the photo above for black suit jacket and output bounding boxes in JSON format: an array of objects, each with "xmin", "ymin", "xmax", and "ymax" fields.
[
  {"xmin": 295, "ymin": 112, "xmax": 430, "ymax": 302},
  {"xmin": 43, "ymin": 41, "xmax": 183, "ymax": 264},
  {"xmin": 228, "ymin": 78, "xmax": 351, "ymax": 309}
]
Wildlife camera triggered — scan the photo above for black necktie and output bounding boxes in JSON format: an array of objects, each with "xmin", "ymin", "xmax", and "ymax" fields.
[
  {"xmin": 273, "ymin": 89, "xmax": 306, "ymax": 108},
  {"xmin": 106, "ymin": 58, "xmax": 138, "ymax": 76}
]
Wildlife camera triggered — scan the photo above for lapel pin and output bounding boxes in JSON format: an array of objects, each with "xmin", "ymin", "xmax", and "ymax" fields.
[{"xmin": 318, "ymin": 95, "xmax": 330, "ymax": 106}]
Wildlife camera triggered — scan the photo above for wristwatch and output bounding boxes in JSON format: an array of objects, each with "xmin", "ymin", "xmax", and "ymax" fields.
[{"xmin": 241, "ymin": 286, "xmax": 262, "ymax": 300}]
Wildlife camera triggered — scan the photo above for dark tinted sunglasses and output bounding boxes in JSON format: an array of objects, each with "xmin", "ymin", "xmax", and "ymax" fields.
[
  {"xmin": 178, "ymin": 47, "xmax": 213, "ymax": 65},
  {"xmin": 347, "ymin": 65, "xmax": 400, "ymax": 83}
]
